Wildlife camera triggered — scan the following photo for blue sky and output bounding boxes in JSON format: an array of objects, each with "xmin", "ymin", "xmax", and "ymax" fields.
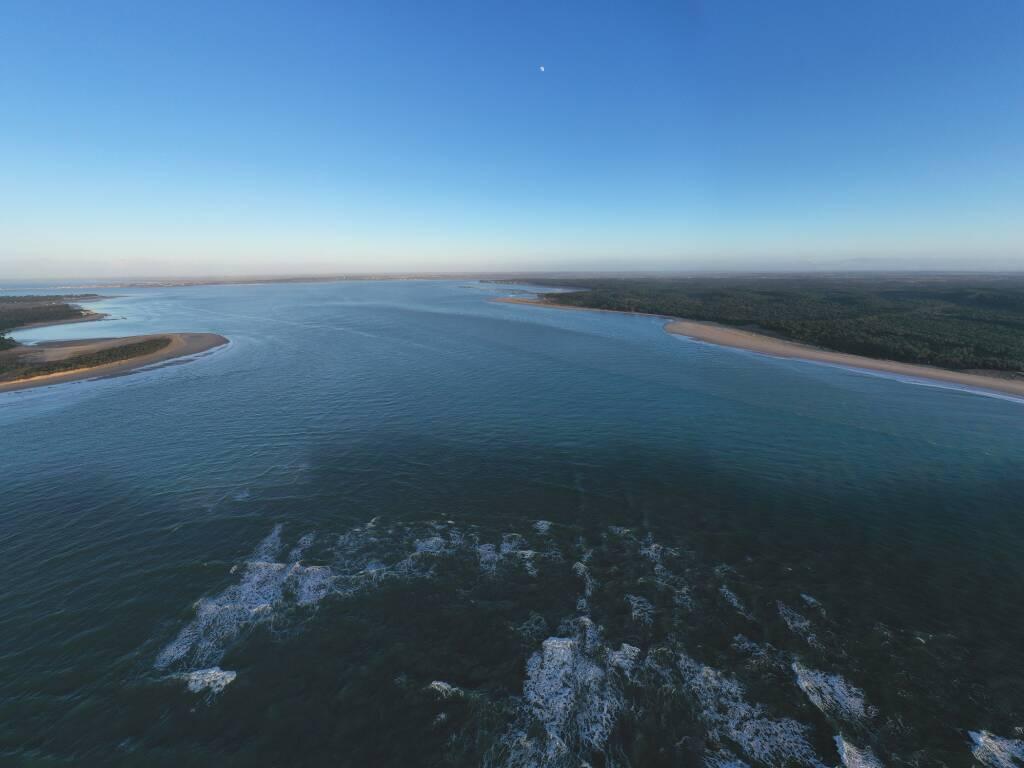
[{"xmin": 2, "ymin": 0, "xmax": 1022, "ymax": 277}]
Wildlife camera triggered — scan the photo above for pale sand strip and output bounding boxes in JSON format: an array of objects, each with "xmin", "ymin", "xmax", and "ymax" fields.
[
  {"xmin": 495, "ymin": 296, "xmax": 1024, "ymax": 398},
  {"xmin": 0, "ymin": 333, "xmax": 228, "ymax": 393}
]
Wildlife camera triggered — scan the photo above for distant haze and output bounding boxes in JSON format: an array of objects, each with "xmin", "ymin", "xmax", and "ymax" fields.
[{"xmin": 2, "ymin": 1, "xmax": 1022, "ymax": 279}]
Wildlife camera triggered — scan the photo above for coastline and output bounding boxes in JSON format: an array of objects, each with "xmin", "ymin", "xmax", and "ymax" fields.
[
  {"xmin": 12, "ymin": 309, "xmax": 110, "ymax": 330},
  {"xmin": 0, "ymin": 333, "xmax": 228, "ymax": 393},
  {"xmin": 495, "ymin": 297, "xmax": 1024, "ymax": 398}
]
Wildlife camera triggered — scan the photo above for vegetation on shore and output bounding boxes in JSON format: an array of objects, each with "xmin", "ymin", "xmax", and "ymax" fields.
[
  {"xmin": 520, "ymin": 275, "xmax": 1024, "ymax": 372},
  {"xmin": 0, "ymin": 337, "xmax": 172, "ymax": 382},
  {"xmin": 0, "ymin": 295, "xmax": 103, "ymax": 348}
]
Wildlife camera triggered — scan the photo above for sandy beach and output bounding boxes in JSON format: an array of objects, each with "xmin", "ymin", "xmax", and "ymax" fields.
[
  {"xmin": 0, "ymin": 333, "xmax": 228, "ymax": 393},
  {"xmin": 496, "ymin": 296, "xmax": 1024, "ymax": 398}
]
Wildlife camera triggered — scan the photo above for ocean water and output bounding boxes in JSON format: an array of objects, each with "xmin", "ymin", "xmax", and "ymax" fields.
[{"xmin": 1, "ymin": 280, "xmax": 1023, "ymax": 767}]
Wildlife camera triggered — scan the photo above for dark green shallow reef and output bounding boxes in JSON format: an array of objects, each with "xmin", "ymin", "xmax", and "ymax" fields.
[{"xmin": 1, "ymin": 280, "xmax": 1022, "ymax": 767}]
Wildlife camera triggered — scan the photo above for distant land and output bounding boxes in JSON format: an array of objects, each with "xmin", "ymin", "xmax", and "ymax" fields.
[
  {"xmin": 496, "ymin": 274, "xmax": 1024, "ymax": 397},
  {"xmin": 8, "ymin": 268, "xmax": 1023, "ymax": 292},
  {"xmin": 0, "ymin": 295, "xmax": 226, "ymax": 391}
]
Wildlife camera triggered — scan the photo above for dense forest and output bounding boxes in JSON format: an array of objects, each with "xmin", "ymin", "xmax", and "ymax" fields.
[
  {"xmin": 0, "ymin": 337, "xmax": 171, "ymax": 382},
  {"xmin": 0, "ymin": 295, "xmax": 102, "ymax": 348},
  {"xmin": 521, "ymin": 275, "xmax": 1024, "ymax": 372}
]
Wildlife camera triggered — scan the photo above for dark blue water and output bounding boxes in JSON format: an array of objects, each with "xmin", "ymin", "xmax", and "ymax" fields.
[{"xmin": 2, "ymin": 280, "xmax": 1022, "ymax": 767}]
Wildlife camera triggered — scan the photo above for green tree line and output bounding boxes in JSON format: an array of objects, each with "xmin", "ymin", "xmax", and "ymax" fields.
[{"xmin": 0, "ymin": 338, "xmax": 171, "ymax": 382}]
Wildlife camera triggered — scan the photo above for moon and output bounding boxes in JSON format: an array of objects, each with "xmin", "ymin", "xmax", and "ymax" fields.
[{"xmin": 539, "ymin": 65, "xmax": 545, "ymax": 72}]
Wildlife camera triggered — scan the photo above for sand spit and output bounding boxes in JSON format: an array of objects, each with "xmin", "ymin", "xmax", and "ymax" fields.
[{"xmin": 0, "ymin": 333, "xmax": 228, "ymax": 393}]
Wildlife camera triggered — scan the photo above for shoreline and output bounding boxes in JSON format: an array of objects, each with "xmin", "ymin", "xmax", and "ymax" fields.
[
  {"xmin": 495, "ymin": 297, "xmax": 1024, "ymax": 398},
  {"xmin": 0, "ymin": 333, "xmax": 229, "ymax": 393},
  {"xmin": 12, "ymin": 309, "xmax": 110, "ymax": 331}
]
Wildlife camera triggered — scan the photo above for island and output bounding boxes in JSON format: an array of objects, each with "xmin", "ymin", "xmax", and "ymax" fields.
[
  {"xmin": 0, "ymin": 295, "xmax": 227, "ymax": 392},
  {"xmin": 496, "ymin": 274, "xmax": 1024, "ymax": 398}
]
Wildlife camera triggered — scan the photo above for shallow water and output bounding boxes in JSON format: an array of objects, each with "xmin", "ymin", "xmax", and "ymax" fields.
[{"xmin": 1, "ymin": 280, "xmax": 1023, "ymax": 766}]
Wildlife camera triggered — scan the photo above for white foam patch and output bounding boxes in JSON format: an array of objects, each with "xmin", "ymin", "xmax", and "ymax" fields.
[
  {"xmin": 287, "ymin": 532, "xmax": 316, "ymax": 561},
  {"xmin": 720, "ymin": 585, "xmax": 754, "ymax": 620},
  {"xmin": 705, "ymin": 748, "xmax": 752, "ymax": 767},
  {"xmin": 501, "ymin": 533, "xmax": 527, "ymax": 554},
  {"xmin": 969, "ymin": 730, "xmax": 1024, "ymax": 768},
  {"xmin": 287, "ymin": 563, "xmax": 334, "ymax": 606},
  {"xmin": 467, "ymin": 534, "xmax": 544, "ymax": 577},
  {"xmin": 800, "ymin": 593, "xmax": 825, "ymax": 615},
  {"xmin": 478, "ymin": 543, "xmax": 499, "ymax": 574},
  {"xmin": 625, "ymin": 594, "xmax": 655, "ymax": 626},
  {"xmin": 156, "ymin": 526, "xmax": 336, "ymax": 672},
  {"xmin": 496, "ymin": 619, "xmax": 624, "ymax": 767},
  {"xmin": 514, "ymin": 549, "xmax": 539, "ymax": 576},
  {"xmin": 648, "ymin": 561, "xmax": 693, "ymax": 610},
  {"xmin": 607, "ymin": 643, "xmax": 641, "ymax": 682},
  {"xmin": 777, "ymin": 602, "xmax": 823, "ymax": 649},
  {"xmin": 184, "ymin": 666, "xmax": 237, "ymax": 695},
  {"xmin": 572, "ymin": 561, "xmax": 596, "ymax": 598},
  {"xmin": 640, "ymin": 536, "xmax": 664, "ymax": 564},
  {"xmin": 835, "ymin": 736, "xmax": 884, "ymax": 768},
  {"xmin": 252, "ymin": 524, "xmax": 284, "ymax": 562},
  {"xmin": 731, "ymin": 635, "xmax": 786, "ymax": 671},
  {"xmin": 429, "ymin": 680, "xmax": 463, "ymax": 699},
  {"xmin": 533, "ymin": 520, "xmax": 552, "ymax": 534},
  {"xmin": 793, "ymin": 663, "xmax": 876, "ymax": 723},
  {"xmin": 676, "ymin": 652, "xmax": 824, "ymax": 767},
  {"xmin": 156, "ymin": 559, "xmax": 289, "ymax": 670},
  {"xmin": 415, "ymin": 535, "xmax": 449, "ymax": 555}
]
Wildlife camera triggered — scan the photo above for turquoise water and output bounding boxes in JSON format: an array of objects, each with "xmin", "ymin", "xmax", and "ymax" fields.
[{"xmin": 2, "ymin": 280, "xmax": 1022, "ymax": 767}]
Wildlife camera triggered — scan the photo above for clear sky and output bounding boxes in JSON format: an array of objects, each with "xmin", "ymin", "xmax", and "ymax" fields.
[{"xmin": 2, "ymin": 0, "xmax": 1022, "ymax": 277}]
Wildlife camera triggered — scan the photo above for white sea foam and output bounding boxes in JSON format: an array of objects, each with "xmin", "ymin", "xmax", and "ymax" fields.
[
  {"xmin": 969, "ymin": 730, "xmax": 1024, "ymax": 768},
  {"xmin": 533, "ymin": 520, "xmax": 552, "ymax": 534},
  {"xmin": 287, "ymin": 563, "xmax": 334, "ymax": 606},
  {"xmin": 792, "ymin": 663, "xmax": 876, "ymax": 723},
  {"xmin": 800, "ymin": 593, "xmax": 825, "ymax": 616},
  {"xmin": 835, "ymin": 736, "xmax": 884, "ymax": 768},
  {"xmin": 501, "ymin": 533, "xmax": 527, "ymax": 554},
  {"xmin": 705, "ymin": 749, "xmax": 752, "ymax": 767},
  {"xmin": 640, "ymin": 536, "xmax": 663, "ymax": 564},
  {"xmin": 514, "ymin": 549, "xmax": 539, "ymax": 576},
  {"xmin": 478, "ymin": 543, "xmax": 499, "ymax": 574},
  {"xmin": 777, "ymin": 602, "xmax": 822, "ymax": 649},
  {"xmin": 184, "ymin": 666, "xmax": 237, "ymax": 695},
  {"xmin": 607, "ymin": 643, "xmax": 641, "ymax": 681},
  {"xmin": 676, "ymin": 652, "xmax": 823, "ymax": 767},
  {"xmin": 428, "ymin": 680, "xmax": 463, "ymax": 699},
  {"xmin": 731, "ymin": 635, "xmax": 786, "ymax": 670},
  {"xmin": 720, "ymin": 585, "xmax": 754, "ymax": 620},
  {"xmin": 572, "ymin": 561, "xmax": 596, "ymax": 597},
  {"xmin": 287, "ymin": 531, "xmax": 316, "ymax": 561},
  {"xmin": 156, "ymin": 559, "xmax": 290, "ymax": 670},
  {"xmin": 495, "ymin": 619, "xmax": 624, "ymax": 767},
  {"xmin": 252, "ymin": 524, "xmax": 284, "ymax": 562},
  {"xmin": 415, "ymin": 535, "xmax": 449, "ymax": 555},
  {"xmin": 156, "ymin": 526, "xmax": 337, "ymax": 671},
  {"xmin": 625, "ymin": 594, "xmax": 655, "ymax": 626}
]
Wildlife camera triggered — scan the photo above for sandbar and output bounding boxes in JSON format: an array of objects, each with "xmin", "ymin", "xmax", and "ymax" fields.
[{"xmin": 0, "ymin": 333, "xmax": 228, "ymax": 393}]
